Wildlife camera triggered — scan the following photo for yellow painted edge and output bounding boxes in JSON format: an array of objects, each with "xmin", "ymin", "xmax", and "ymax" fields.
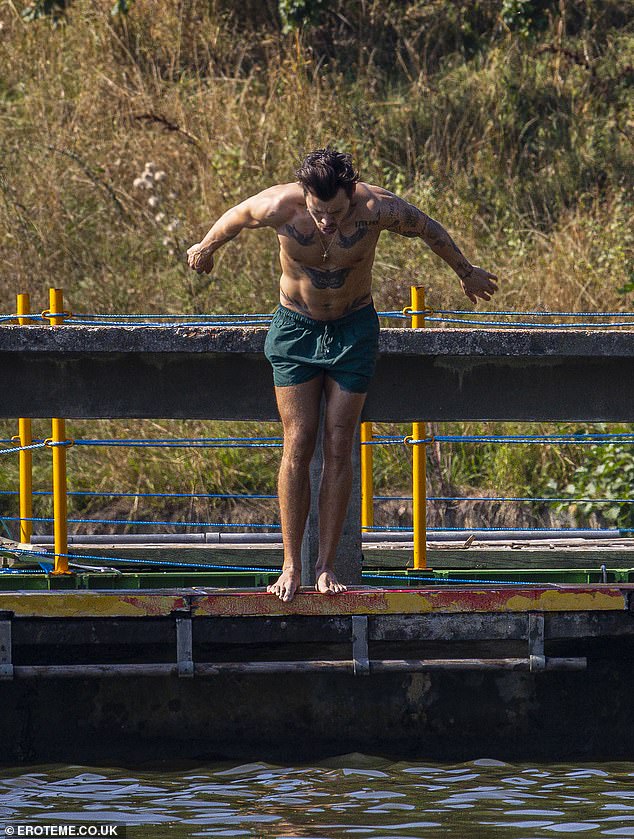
[
  {"xmin": 0, "ymin": 592, "xmax": 188, "ymax": 618},
  {"xmin": 0, "ymin": 587, "xmax": 626, "ymax": 618}
]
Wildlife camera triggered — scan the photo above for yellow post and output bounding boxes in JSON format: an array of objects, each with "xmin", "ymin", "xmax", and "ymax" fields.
[
  {"xmin": 16, "ymin": 294, "xmax": 33, "ymax": 544},
  {"xmin": 360, "ymin": 422, "xmax": 374, "ymax": 531},
  {"xmin": 411, "ymin": 286, "xmax": 427, "ymax": 570},
  {"xmin": 49, "ymin": 288, "xmax": 70, "ymax": 574}
]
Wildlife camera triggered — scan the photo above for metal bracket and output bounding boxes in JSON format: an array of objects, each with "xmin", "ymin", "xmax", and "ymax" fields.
[
  {"xmin": 352, "ymin": 615, "xmax": 369, "ymax": 676},
  {"xmin": 528, "ymin": 613, "xmax": 545, "ymax": 672},
  {"xmin": 0, "ymin": 619, "xmax": 13, "ymax": 680},
  {"xmin": 176, "ymin": 616, "xmax": 194, "ymax": 678}
]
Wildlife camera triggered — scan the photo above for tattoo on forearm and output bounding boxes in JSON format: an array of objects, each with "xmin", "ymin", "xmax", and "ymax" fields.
[
  {"xmin": 284, "ymin": 224, "xmax": 316, "ymax": 246},
  {"xmin": 303, "ymin": 265, "xmax": 351, "ymax": 289},
  {"xmin": 423, "ymin": 217, "xmax": 445, "ymax": 246},
  {"xmin": 423, "ymin": 218, "xmax": 471, "ymax": 277}
]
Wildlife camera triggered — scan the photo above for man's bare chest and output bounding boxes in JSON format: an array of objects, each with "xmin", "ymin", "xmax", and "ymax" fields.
[{"xmin": 278, "ymin": 216, "xmax": 381, "ymax": 267}]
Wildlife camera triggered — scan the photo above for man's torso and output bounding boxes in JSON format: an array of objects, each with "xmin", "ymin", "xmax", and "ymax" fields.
[{"xmin": 273, "ymin": 182, "xmax": 386, "ymax": 321}]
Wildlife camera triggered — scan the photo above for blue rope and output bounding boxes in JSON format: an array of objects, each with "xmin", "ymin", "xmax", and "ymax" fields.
[
  {"xmin": 1, "ymin": 489, "xmax": 628, "ymax": 504},
  {"xmin": 65, "ymin": 319, "xmax": 273, "ymax": 327},
  {"xmin": 409, "ymin": 434, "xmax": 634, "ymax": 445},
  {"xmin": 8, "ymin": 547, "xmax": 554, "ymax": 586},
  {"xmin": 8, "ymin": 547, "xmax": 277, "ymax": 573},
  {"xmin": 365, "ymin": 433, "xmax": 634, "ymax": 446},
  {"xmin": 427, "ymin": 316, "xmax": 634, "ymax": 328},
  {"xmin": 374, "ymin": 495, "xmax": 634, "ymax": 504},
  {"xmin": 0, "ymin": 490, "xmax": 277, "ymax": 500},
  {"xmin": 63, "ymin": 311, "xmax": 406, "ymax": 321},
  {"xmin": 0, "ymin": 442, "xmax": 47, "ymax": 456},
  {"xmin": 363, "ymin": 525, "xmax": 631, "ymax": 533},
  {"xmin": 70, "ymin": 313, "xmax": 275, "ymax": 320},
  {"xmin": 435, "ymin": 310, "xmax": 634, "ymax": 318},
  {"xmin": 0, "ymin": 568, "xmax": 47, "ymax": 575},
  {"xmin": 361, "ymin": 572, "xmax": 559, "ymax": 586},
  {"xmin": 0, "ymin": 515, "xmax": 280, "ymax": 528},
  {"xmin": 73, "ymin": 437, "xmax": 282, "ymax": 448}
]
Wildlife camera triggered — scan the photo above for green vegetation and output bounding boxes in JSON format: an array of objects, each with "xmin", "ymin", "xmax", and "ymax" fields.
[{"xmin": 0, "ymin": 0, "xmax": 632, "ymax": 535}]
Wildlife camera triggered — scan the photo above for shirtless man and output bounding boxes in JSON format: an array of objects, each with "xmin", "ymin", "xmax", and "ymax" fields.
[{"xmin": 187, "ymin": 148, "xmax": 498, "ymax": 602}]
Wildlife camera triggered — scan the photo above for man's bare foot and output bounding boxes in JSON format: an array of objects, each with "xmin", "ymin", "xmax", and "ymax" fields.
[
  {"xmin": 267, "ymin": 567, "xmax": 301, "ymax": 602},
  {"xmin": 315, "ymin": 567, "xmax": 347, "ymax": 595}
]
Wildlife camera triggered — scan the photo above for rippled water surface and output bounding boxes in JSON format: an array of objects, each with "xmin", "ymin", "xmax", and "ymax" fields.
[{"xmin": 3, "ymin": 756, "xmax": 634, "ymax": 837}]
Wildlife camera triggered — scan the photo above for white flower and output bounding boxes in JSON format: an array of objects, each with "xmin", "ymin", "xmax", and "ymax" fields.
[
  {"xmin": 133, "ymin": 177, "xmax": 145, "ymax": 189},
  {"xmin": 154, "ymin": 170, "xmax": 167, "ymax": 182},
  {"xmin": 143, "ymin": 162, "xmax": 157, "ymax": 175},
  {"xmin": 166, "ymin": 219, "xmax": 180, "ymax": 232},
  {"xmin": 154, "ymin": 212, "xmax": 165, "ymax": 222},
  {"xmin": 143, "ymin": 173, "xmax": 154, "ymax": 188},
  {"xmin": 168, "ymin": 192, "xmax": 177, "ymax": 200},
  {"xmin": 148, "ymin": 196, "xmax": 160, "ymax": 208},
  {"xmin": 162, "ymin": 236, "xmax": 171, "ymax": 247}
]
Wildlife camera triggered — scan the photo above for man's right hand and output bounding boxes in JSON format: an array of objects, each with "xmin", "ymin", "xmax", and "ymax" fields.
[{"xmin": 187, "ymin": 243, "xmax": 214, "ymax": 274}]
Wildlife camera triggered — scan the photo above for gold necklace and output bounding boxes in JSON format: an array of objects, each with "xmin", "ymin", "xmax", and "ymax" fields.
[{"xmin": 315, "ymin": 227, "xmax": 338, "ymax": 262}]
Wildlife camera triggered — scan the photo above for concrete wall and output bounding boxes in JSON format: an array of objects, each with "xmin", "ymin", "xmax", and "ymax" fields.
[
  {"xmin": 1, "ymin": 326, "xmax": 634, "ymax": 421},
  {"xmin": 3, "ymin": 661, "xmax": 634, "ymax": 763}
]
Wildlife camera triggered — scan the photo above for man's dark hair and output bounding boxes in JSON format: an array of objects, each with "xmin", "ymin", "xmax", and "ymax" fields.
[{"xmin": 295, "ymin": 147, "xmax": 359, "ymax": 201}]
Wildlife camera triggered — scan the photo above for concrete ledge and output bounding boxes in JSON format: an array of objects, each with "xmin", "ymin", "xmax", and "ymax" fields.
[
  {"xmin": 0, "ymin": 586, "xmax": 627, "ymax": 618},
  {"xmin": 1, "ymin": 325, "xmax": 634, "ymax": 356},
  {"xmin": 2, "ymin": 325, "xmax": 634, "ymax": 420}
]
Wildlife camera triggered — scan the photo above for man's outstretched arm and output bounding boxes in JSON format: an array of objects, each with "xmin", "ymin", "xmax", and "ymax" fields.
[
  {"xmin": 187, "ymin": 187, "xmax": 287, "ymax": 274},
  {"xmin": 382, "ymin": 193, "xmax": 498, "ymax": 304}
]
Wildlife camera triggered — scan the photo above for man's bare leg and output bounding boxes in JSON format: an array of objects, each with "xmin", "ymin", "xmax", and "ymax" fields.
[
  {"xmin": 316, "ymin": 376, "xmax": 367, "ymax": 594},
  {"xmin": 267, "ymin": 375, "xmax": 324, "ymax": 601}
]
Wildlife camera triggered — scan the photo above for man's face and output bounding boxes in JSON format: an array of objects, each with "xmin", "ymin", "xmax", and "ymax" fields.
[{"xmin": 304, "ymin": 188, "xmax": 352, "ymax": 236}]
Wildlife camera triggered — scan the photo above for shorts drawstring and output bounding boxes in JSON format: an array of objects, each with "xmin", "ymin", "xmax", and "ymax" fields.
[{"xmin": 320, "ymin": 323, "xmax": 336, "ymax": 357}]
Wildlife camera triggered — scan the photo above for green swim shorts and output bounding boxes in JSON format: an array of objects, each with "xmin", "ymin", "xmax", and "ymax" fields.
[{"xmin": 264, "ymin": 303, "xmax": 380, "ymax": 393}]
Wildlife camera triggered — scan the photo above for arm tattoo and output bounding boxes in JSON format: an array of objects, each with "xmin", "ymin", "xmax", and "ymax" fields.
[
  {"xmin": 424, "ymin": 218, "xmax": 472, "ymax": 278},
  {"xmin": 386, "ymin": 200, "xmax": 428, "ymax": 238},
  {"xmin": 303, "ymin": 265, "xmax": 351, "ymax": 289},
  {"xmin": 284, "ymin": 224, "xmax": 316, "ymax": 246}
]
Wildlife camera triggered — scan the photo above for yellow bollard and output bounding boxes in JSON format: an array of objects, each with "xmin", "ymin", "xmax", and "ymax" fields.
[
  {"xmin": 16, "ymin": 294, "xmax": 33, "ymax": 544},
  {"xmin": 48, "ymin": 288, "xmax": 70, "ymax": 574},
  {"xmin": 360, "ymin": 422, "xmax": 374, "ymax": 532},
  {"xmin": 410, "ymin": 286, "xmax": 427, "ymax": 570}
]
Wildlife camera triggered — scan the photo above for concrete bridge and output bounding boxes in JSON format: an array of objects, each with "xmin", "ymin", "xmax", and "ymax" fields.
[{"xmin": 1, "ymin": 325, "xmax": 633, "ymax": 421}]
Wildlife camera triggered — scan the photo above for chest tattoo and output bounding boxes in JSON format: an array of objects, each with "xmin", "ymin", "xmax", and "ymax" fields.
[
  {"xmin": 303, "ymin": 265, "xmax": 351, "ymax": 289},
  {"xmin": 338, "ymin": 211, "xmax": 380, "ymax": 248},
  {"xmin": 337, "ymin": 226, "xmax": 369, "ymax": 249},
  {"xmin": 284, "ymin": 224, "xmax": 316, "ymax": 246}
]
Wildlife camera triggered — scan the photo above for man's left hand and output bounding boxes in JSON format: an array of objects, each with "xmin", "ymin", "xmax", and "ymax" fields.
[{"xmin": 460, "ymin": 266, "xmax": 498, "ymax": 304}]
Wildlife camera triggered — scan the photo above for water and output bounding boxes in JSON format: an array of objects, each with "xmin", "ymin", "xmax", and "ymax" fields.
[{"xmin": 2, "ymin": 756, "xmax": 634, "ymax": 837}]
